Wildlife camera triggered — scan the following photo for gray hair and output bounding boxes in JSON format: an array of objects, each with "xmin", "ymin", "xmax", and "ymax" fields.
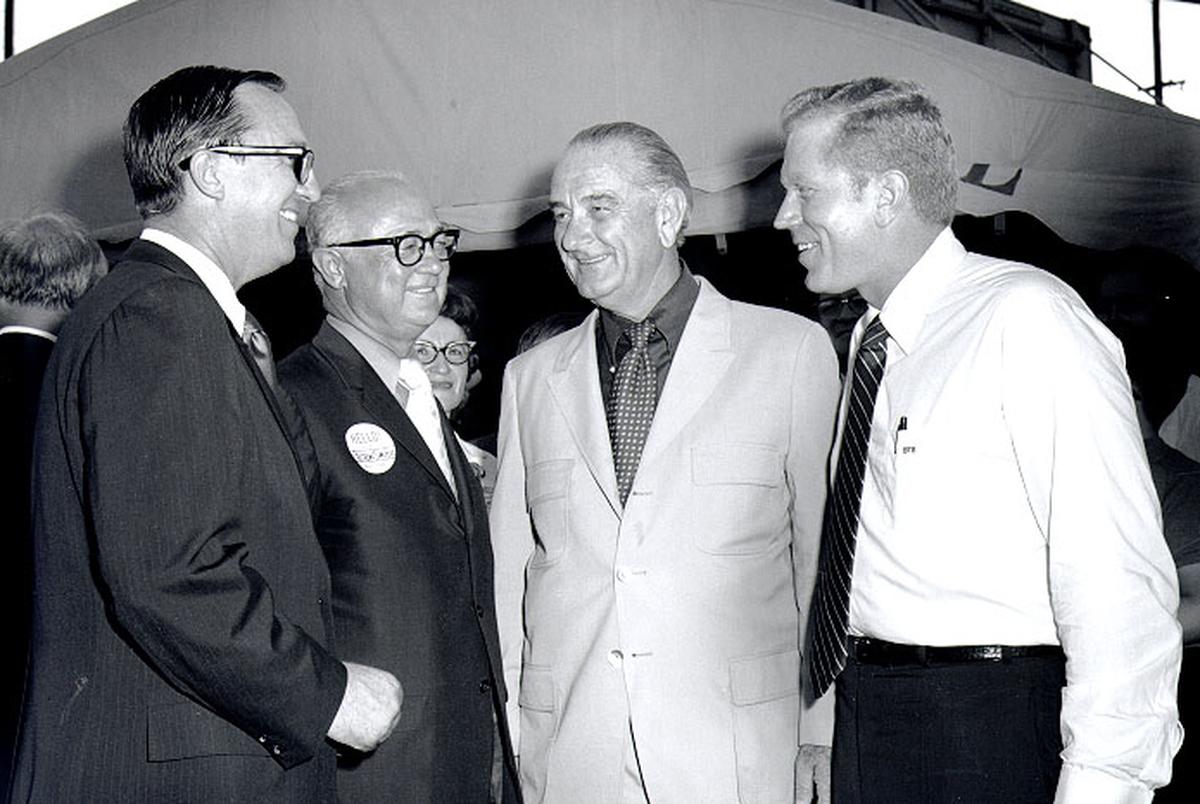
[
  {"xmin": 781, "ymin": 77, "xmax": 957, "ymax": 226},
  {"xmin": 0, "ymin": 212, "xmax": 108, "ymax": 309},
  {"xmin": 306, "ymin": 170, "xmax": 415, "ymax": 247}
]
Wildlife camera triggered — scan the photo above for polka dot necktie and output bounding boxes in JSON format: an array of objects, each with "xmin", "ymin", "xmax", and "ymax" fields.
[
  {"xmin": 608, "ymin": 319, "xmax": 658, "ymax": 507},
  {"xmin": 808, "ymin": 314, "xmax": 889, "ymax": 696}
]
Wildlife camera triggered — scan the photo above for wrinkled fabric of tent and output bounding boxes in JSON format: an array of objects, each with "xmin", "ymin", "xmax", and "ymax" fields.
[{"xmin": 1, "ymin": 0, "xmax": 1198, "ymax": 265}]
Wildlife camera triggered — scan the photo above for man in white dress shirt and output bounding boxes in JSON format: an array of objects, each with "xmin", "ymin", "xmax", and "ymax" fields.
[{"xmin": 774, "ymin": 76, "xmax": 1182, "ymax": 803}]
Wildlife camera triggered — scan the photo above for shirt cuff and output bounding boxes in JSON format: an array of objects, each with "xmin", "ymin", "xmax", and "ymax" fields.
[{"xmin": 1055, "ymin": 764, "xmax": 1154, "ymax": 804}]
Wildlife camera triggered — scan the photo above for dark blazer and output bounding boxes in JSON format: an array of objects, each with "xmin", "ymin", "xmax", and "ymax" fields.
[
  {"xmin": 279, "ymin": 322, "xmax": 519, "ymax": 804},
  {"xmin": 0, "ymin": 330, "xmax": 55, "ymax": 790},
  {"xmin": 9, "ymin": 240, "xmax": 347, "ymax": 803}
]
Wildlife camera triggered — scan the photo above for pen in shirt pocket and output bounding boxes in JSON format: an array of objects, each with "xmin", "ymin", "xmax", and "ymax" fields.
[{"xmin": 894, "ymin": 415, "xmax": 916, "ymax": 455}]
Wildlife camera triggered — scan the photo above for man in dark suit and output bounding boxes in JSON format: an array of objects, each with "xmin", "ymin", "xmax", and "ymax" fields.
[
  {"xmin": 279, "ymin": 171, "xmax": 519, "ymax": 803},
  {"xmin": 0, "ymin": 211, "xmax": 107, "ymax": 788},
  {"xmin": 11, "ymin": 66, "xmax": 402, "ymax": 804}
]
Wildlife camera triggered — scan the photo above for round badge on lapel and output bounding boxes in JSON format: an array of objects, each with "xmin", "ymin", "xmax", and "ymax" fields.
[{"xmin": 344, "ymin": 422, "xmax": 396, "ymax": 475}]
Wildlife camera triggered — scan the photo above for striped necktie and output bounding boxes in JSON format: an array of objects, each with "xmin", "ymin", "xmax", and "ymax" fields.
[
  {"xmin": 808, "ymin": 314, "xmax": 889, "ymax": 696},
  {"xmin": 608, "ymin": 318, "xmax": 657, "ymax": 507}
]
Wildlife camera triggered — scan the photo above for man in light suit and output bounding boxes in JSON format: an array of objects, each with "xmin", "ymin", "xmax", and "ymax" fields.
[
  {"xmin": 11, "ymin": 66, "xmax": 401, "ymax": 803},
  {"xmin": 491, "ymin": 122, "xmax": 841, "ymax": 803},
  {"xmin": 278, "ymin": 171, "xmax": 520, "ymax": 803}
]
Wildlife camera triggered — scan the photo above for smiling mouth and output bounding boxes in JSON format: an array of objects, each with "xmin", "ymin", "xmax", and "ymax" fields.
[
  {"xmin": 574, "ymin": 254, "xmax": 609, "ymax": 266},
  {"xmin": 795, "ymin": 241, "xmax": 817, "ymax": 253}
]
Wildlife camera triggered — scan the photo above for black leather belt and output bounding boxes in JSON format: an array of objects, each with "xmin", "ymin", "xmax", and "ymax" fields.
[{"xmin": 849, "ymin": 637, "xmax": 1064, "ymax": 666}]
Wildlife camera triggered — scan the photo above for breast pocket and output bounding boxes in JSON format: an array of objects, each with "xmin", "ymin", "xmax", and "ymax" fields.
[
  {"xmin": 690, "ymin": 443, "xmax": 787, "ymax": 555},
  {"xmin": 527, "ymin": 459, "xmax": 572, "ymax": 566}
]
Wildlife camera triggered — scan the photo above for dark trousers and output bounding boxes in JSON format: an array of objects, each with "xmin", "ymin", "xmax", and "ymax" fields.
[{"xmin": 833, "ymin": 648, "xmax": 1065, "ymax": 804}]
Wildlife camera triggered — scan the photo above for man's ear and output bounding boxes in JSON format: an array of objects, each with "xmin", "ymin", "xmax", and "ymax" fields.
[
  {"xmin": 185, "ymin": 149, "xmax": 225, "ymax": 201},
  {"xmin": 311, "ymin": 247, "xmax": 346, "ymax": 290},
  {"xmin": 656, "ymin": 187, "xmax": 688, "ymax": 248},
  {"xmin": 874, "ymin": 170, "xmax": 909, "ymax": 227}
]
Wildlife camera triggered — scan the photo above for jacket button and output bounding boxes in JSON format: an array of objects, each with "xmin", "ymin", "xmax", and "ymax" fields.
[{"xmin": 479, "ymin": 679, "xmax": 492, "ymax": 694}]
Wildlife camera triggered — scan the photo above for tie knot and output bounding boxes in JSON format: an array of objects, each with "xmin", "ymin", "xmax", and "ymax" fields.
[
  {"xmin": 242, "ymin": 312, "xmax": 272, "ymax": 360},
  {"xmin": 625, "ymin": 318, "xmax": 655, "ymax": 349},
  {"xmin": 861, "ymin": 315, "xmax": 888, "ymax": 352},
  {"xmin": 397, "ymin": 357, "xmax": 430, "ymax": 392}
]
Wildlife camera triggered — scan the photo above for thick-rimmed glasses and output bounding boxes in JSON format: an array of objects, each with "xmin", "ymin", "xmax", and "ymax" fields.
[
  {"xmin": 179, "ymin": 144, "xmax": 315, "ymax": 184},
  {"xmin": 325, "ymin": 230, "xmax": 460, "ymax": 267},
  {"xmin": 411, "ymin": 340, "xmax": 475, "ymax": 365}
]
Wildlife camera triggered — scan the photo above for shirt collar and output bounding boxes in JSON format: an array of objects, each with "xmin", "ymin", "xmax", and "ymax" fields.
[
  {"xmin": 0, "ymin": 325, "xmax": 56, "ymax": 342},
  {"xmin": 140, "ymin": 227, "xmax": 246, "ymax": 333},
  {"xmin": 874, "ymin": 226, "xmax": 965, "ymax": 356},
  {"xmin": 327, "ymin": 315, "xmax": 409, "ymax": 398},
  {"xmin": 599, "ymin": 262, "xmax": 700, "ymax": 359}
]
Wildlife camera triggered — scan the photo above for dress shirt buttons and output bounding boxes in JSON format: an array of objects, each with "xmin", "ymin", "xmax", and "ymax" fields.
[
  {"xmin": 272, "ymin": 745, "xmax": 281, "ymax": 756},
  {"xmin": 479, "ymin": 679, "xmax": 492, "ymax": 694},
  {"xmin": 258, "ymin": 735, "xmax": 267, "ymax": 744}
]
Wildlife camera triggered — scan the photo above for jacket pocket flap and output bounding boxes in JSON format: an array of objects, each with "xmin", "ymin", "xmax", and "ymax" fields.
[
  {"xmin": 518, "ymin": 666, "xmax": 556, "ymax": 713},
  {"xmin": 730, "ymin": 649, "xmax": 800, "ymax": 706},
  {"xmin": 147, "ymin": 700, "xmax": 267, "ymax": 761}
]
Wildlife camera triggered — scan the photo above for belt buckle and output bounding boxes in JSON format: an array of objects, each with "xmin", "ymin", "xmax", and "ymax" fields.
[{"xmin": 975, "ymin": 645, "xmax": 1003, "ymax": 661}]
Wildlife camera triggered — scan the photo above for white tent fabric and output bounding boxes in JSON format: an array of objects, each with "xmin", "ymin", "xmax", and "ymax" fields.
[{"xmin": 1, "ymin": 0, "xmax": 1198, "ymax": 264}]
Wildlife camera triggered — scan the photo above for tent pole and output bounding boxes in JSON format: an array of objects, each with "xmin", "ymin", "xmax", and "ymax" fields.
[
  {"xmin": 1152, "ymin": 0, "xmax": 1164, "ymax": 105},
  {"xmin": 4, "ymin": 0, "xmax": 14, "ymax": 59}
]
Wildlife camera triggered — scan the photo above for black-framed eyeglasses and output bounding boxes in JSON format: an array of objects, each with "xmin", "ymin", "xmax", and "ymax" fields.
[
  {"xmin": 325, "ymin": 230, "xmax": 460, "ymax": 267},
  {"xmin": 411, "ymin": 340, "xmax": 475, "ymax": 365},
  {"xmin": 179, "ymin": 144, "xmax": 315, "ymax": 184}
]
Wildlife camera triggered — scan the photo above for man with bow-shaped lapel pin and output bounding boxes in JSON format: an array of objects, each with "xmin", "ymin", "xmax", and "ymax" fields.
[
  {"xmin": 490, "ymin": 123, "xmax": 841, "ymax": 803},
  {"xmin": 279, "ymin": 171, "xmax": 520, "ymax": 804}
]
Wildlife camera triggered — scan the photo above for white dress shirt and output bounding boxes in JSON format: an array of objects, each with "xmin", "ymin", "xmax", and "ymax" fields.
[
  {"xmin": 140, "ymin": 228, "xmax": 246, "ymax": 332},
  {"xmin": 840, "ymin": 228, "xmax": 1182, "ymax": 801}
]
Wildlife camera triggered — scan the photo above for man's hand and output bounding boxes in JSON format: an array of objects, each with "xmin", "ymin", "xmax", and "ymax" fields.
[
  {"xmin": 326, "ymin": 662, "xmax": 403, "ymax": 752},
  {"xmin": 795, "ymin": 743, "xmax": 832, "ymax": 803}
]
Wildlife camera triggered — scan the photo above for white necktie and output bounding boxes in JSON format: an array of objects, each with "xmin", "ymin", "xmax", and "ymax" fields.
[{"xmin": 397, "ymin": 358, "xmax": 457, "ymax": 498}]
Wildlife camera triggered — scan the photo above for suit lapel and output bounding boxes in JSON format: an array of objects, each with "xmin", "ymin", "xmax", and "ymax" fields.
[
  {"xmin": 312, "ymin": 324, "xmax": 457, "ymax": 501},
  {"xmin": 546, "ymin": 313, "xmax": 621, "ymax": 515},
  {"xmin": 639, "ymin": 278, "xmax": 734, "ymax": 468}
]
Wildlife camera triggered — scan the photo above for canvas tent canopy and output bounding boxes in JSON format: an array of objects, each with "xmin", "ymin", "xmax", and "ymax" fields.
[{"xmin": 1, "ymin": 0, "xmax": 1198, "ymax": 267}]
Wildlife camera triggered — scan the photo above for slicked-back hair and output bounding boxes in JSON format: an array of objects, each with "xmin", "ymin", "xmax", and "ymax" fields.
[
  {"xmin": 0, "ymin": 212, "xmax": 108, "ymax": 309},
  {"xmin": 567, "ymin": 121, "xmax": 693, "ymax": 242},
  {"xmin": 781, "ymin": 77, "xmax": 958, "ymax": 226},
  {"xmin": 123, "ymin": 65, "xmax": 286, "ymax": 219}
]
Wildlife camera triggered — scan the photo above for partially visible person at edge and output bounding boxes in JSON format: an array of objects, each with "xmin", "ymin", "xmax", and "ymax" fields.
[
  {"xmin": 774, "ymin": 76, "xmax": 1181, "ymax": 803},
  {"xmin": 491, "ymin": 121, "xmax": 840, "ymax": 803},
  {"xmin": 278, "ymin": 170, "xmax": 520, "ymax": 802},
  {"xmin": 0, "ymin": 211, "xmax": 107, "ymax": 790},
  {"xmin": 413, "ymin": 284, "xmax": 498, "ymax": 507},
  {"xmin": 10, "ymin": 66, "xmax": 401, "ymax": 804},
  {"xmin": 1090, "ymin": 255, "xmax": 1200, "ymax": 804}
]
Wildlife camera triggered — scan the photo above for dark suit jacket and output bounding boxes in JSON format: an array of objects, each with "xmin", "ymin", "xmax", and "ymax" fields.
[
  {"xmin": 10, "ymin": 240, "xmax": 347, "ymax": 803},
  {"xmin": 279, "ymin": 322, "xmax": 519, "ymax": 804},
  {"xmin": 0, "ymin": 330, "xmax": 55, "ymax": 790}
]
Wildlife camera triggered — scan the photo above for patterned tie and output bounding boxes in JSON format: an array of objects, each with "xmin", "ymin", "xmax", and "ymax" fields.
[
  {"xmin": 608, "ymin": 319, "xmax": 657, "ymax": 507},
  {"xmin": 242, "ymin": 311, "xmax": 278, "ymax": 390},
  {"xmin": 397, "ymin": 358, "xmax": 457, "ymax": 497},
  {"xmin": 809, "ymin": 314, "xmax": 889, "ymax": 696}
]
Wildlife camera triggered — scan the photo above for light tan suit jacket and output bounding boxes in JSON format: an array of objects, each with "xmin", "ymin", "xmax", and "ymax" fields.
[{"xmin": 492, "ymin": 279, "xmax": 840, "ymax": 803}]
